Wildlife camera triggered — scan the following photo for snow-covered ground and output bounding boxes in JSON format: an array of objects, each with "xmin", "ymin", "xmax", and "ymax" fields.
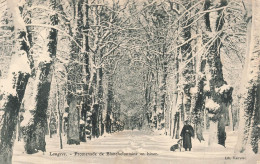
[{"xmin": 12, "ymin": 130, "xmax": 259, "ymax": 164}]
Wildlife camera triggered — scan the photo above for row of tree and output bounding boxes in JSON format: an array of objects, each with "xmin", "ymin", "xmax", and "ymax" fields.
[
  {"xmin": 131, "ymin": 0, "xmax": 259, "ymax": 153},
  {"xmin": 0, "ymin": 0, "xmax": 259, "ymax": 163}
]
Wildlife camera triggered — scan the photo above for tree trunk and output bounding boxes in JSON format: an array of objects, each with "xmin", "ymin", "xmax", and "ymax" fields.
[
  {"xmin": 106, "ymin": 76, "xmax": 113, "ymax": 133},
  {"xmin": 66, "ymin": 0, "xmax": 86, "ymax": 143},
  {"xmin": 24, "ymin": 64, "xmax": 53, "ymax": 153},
  {"xmin": 172, "ymin": 112, "xmax": 177, "ymax": 138},
  {"xmin": 24, "ymin": 0, "xmax": 58, "ymax": 153},
  {"xmin": 97, "ymin": 65, "xmax": 103, "ymax": 136},
  {"xmin": 175, "ymin": 112, "xmax": 180, "ymax": 139},
  {"xmin": 204, "ymin": 0, "xmax": 232, "ymax": 147},
  {"xmin": 179, "ymin": 0, "xmax": 194, "ymax": 123},
  {"xmin": 208, "ymin": 121, "xmax": 218, "ymax": 146},
  {"xmin": 0, "ymin": 74, "xmax": 30, "ymax": 163},
  {"xmin": 228, "ymin": 104, "xmax": 233, "ymax": 130},
  {"xmin": 56, "ymin": 77, "xmax": 63, "ymax": 149},
  {"xmin": 192, "ymin": 17, "xmax": 206, "ymax": 142},
  {"xmin": 81, "ymin": 0, "xmax": 91, "ymax": 141},
  {"xmin": 160, "ymin": 61, "xmax": 167, "ymax": 131},
  {"xmin": 0, "ymin": 2, "xmax": 32, "ymax": 162},
  {"xmin": 67, "ymin": 96, "xmax": 80, "ymax": 144},
  {"xmin": 236, "ymin": 0, "xmax": 260, "ymax": 153},
  {"xmin": 92, "ymin": 104, "xmax": 99, "ymax": 137}
]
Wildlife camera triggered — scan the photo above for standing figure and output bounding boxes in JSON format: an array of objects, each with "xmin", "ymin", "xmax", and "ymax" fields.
[{"xmin": 180, "ymin": 120, "xmax": 194, "ymax": 151}]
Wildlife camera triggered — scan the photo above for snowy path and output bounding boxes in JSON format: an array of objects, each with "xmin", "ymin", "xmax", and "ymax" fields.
[{"xmin": 12, "ymin": 130, "xmax": 259, "ymax": 164}]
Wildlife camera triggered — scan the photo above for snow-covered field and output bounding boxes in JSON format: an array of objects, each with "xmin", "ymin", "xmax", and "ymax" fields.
[{"xmin": 12, "ymin": 130, "xmax": 259, "ymax": 164}]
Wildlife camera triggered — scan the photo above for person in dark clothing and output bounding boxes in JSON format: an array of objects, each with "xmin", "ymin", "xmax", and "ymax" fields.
[{"xmin": 180, "ymin": 120, "xmax": 194, "ymax": 151}]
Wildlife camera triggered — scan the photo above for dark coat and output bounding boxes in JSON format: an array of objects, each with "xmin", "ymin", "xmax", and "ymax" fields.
[{"xmin": 180, "ymin": 125, "xmax": 194, "ymax": 149}]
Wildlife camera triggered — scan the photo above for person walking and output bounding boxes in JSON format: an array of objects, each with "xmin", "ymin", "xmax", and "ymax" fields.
[{"xmin": 180, "ymin": 120, "xmax": 194, "ymax": 151}]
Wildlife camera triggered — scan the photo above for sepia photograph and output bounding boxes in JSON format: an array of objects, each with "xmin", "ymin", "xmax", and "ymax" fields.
[{"xmin": 0, "ymin": 0, "xmax": 259, "ymax": 163}]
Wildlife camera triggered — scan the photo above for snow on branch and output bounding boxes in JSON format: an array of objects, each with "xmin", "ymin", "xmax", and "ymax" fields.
[
  {"xmin": 190, "ymin": 86, "xmax": 198, "ymax": 95},
  {"xmin": 215, "ymin": 84, "xmax": 232, "ymax": 94},
  {"xmin": 205, "ymin": 98, "xmax": 220, "ymax": 111},
  {"xmin": 25, "ymin": 23, "xmax": 90, "ymax": 53}
]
